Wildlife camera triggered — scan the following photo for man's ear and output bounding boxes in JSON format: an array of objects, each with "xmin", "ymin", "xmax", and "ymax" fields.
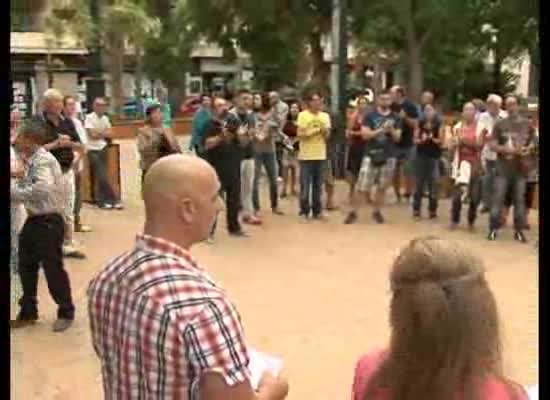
[{"xmin": 178, "ymin": 197, "xmax": 195, "ymax": 224}]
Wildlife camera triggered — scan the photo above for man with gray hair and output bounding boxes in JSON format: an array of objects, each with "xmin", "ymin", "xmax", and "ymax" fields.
[
  {"xmin": 32, "ymin": 89, "xmax": 86, "ymax": 259},
  {"xmin": 479, "ymin": 94, "xmax": 507, "ymax": 213}
]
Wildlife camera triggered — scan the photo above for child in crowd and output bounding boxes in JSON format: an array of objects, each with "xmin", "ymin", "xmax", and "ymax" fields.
[{"xmin": 351, "ymin": 236, "xmax": 528, "ymax": 400}]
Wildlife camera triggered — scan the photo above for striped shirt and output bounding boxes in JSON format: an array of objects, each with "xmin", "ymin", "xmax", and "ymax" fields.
[
  {"xmin": 87, "ymin": 234, "xmax": 251, "ymax": 400},
  {"xmin": 11, "ymin": 147, "xmax": 64, "ymax": 216}
]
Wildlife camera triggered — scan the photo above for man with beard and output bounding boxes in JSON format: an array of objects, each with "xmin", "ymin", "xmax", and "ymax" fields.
[{"xmin": 202, "ymin": 97, "xmax": 248, "ymax": 238}]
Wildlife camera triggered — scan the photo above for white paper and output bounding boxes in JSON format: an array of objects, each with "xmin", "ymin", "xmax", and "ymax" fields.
[
  {"xmin": 526, "ymin": 384, "xmax": 538, "ymax": 400},
  {"xmin": 248, "ymin": 348, "xmax": 283, "ymax": 390}
]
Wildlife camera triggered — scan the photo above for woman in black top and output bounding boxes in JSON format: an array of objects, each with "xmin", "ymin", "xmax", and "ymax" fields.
[{"xmin": 412, "ymin": 103, "xmax": 443, "ymax": 219}]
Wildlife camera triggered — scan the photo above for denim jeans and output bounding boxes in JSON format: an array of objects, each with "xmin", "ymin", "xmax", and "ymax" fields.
[
  {"xmin": 482, "ymin": 160, "xmax": 497, "ymax": 209},
  {"xmin": 299, "ymin": 160, "xmax": 323, "ymax": 217},
  {"xmin": 87, "ymin": 148, "xmax": 118, "ymax": 206},
  {"xmin": 451, "ymin": 175, "xmax": 482, "ymax": 225},
  {"xmin": 413, "ymin": 157, "xmax": 439, "ymax": 214},
  {"xmin": 489, "ymin": 169, "xmax": 527, "ymax": 231},
  {"xmin": 253, "ymin": 152, "xmax": 278, "ymax": 212},
  {"xmin": 240, "ymin": 158, "xmax": 255, "ymax": 217}
]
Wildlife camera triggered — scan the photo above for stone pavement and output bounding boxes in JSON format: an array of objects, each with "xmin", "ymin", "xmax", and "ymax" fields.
[{"xmin": 11, "ymin": 138, "xmax": 538, "ymax": 400}]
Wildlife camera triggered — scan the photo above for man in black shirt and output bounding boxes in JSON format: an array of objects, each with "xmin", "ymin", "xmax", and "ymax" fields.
[
  {"xmin": 202, "ymin": 97, "xmax": 248, "ymax": 238},
  {"xmin": 390, "ymin": 86, "xmax": 419, "ymax": 203},
  {"xmin": 33, "ymin": 89, "xmax": 86, "ymax": 260}
]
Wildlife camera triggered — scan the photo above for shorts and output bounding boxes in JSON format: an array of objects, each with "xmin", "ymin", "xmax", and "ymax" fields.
[
  {"xmin": 394, "ymin": 146, "xmax": 415, "ymax": 177},
  {"xmin": 346, "ymin": 145, "xmax": 365, "ymax": 178},
  {"xmin": 282, "ymin": 150, "xmax": 299, "ymax": 169},
  {"xmin": 357, "ymin": 157, "xmax": 396, "ymax": 192},
  {"xmin": 323, "ymin": 159, "xmax": 334, "ymax": 186}
]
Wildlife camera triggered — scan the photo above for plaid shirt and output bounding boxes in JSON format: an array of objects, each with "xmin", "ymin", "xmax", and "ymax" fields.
[{"xmin": 87, "ymin": 234, "xmax": 251, "ymax": 400}]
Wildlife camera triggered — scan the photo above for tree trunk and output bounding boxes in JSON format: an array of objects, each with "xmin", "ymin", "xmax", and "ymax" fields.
[
  {"xmin": 106, "ymin": 33, "xmax": 125, "ymax": 116},
  {"xmin": 134, "ymin": 44, "xmax": 144, "ymax": 115},
  {"xmin": 407, "ymin": 41, "xmax": 423, "ymax": 102},
  {"xmin": 309, "ymin": 31, "xmax": 329, "ymax": 93},
  {"xmin": 493, "ymin": 41, "xmax": 502, "ymax": 94}
]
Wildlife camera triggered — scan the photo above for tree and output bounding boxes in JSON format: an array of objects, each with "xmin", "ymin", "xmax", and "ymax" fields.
[
  {"xmin": 142, "ymin": 1, "xmax": 197, "ymax": 108},
  {"xmin": 181, "ymin": 0, "xmax": 336, "ymax": 91},
  {"xmin": 42, "ymin": 0, "xmax": 160, "ymax": 115},
  {"xmin": 351, "ymin": 0, "xmax": 487, "ymax": 101}
]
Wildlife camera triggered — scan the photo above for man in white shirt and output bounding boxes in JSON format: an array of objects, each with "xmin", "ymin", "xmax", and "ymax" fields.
[
  {"xmin": 84, "ymin": 98, "xmax": 123, "ymax": 210},
  {"xmin": 479, "ymin": 94, "xmax": 507, "ymax": 213}
]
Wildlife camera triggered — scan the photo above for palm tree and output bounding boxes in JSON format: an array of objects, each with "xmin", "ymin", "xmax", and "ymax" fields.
[{"xmin": 44, "ymin": 0, "xmax": 160, "ymax": 116}]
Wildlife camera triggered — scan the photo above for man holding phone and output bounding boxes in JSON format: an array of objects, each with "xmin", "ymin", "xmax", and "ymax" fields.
[{"xmin": 202, "ymin": 97, "xmax": 248, "ymax": 237}]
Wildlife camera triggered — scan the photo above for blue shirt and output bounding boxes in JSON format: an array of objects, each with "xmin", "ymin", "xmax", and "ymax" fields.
[
  {"xmin": 190, "ymin": 108, "xmax": 212, "ymax": 152},
  {"xmin": 362, "ymin": 110, "xmax": 401, "ymax": 158}
]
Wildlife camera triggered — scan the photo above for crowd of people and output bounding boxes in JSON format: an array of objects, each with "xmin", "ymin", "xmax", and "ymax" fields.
[
  {"xmin": 185, "ymin": 86, "xmax": 538, "ymax": 243},
  {"xmin": 10, "ymin": 89, "xmax": 124, "ymax": 331},
  {"xmin": 10, "ymin": 84, "xmax": 537, "ymax": 399},
  {"xmin": 87, "ymin": 155, "xmax": 531, "ymax": 399}
]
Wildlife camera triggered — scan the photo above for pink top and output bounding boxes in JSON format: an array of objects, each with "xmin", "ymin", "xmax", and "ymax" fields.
[{"xmin": 352, "ymin": 350, "xmax": 528, "ymax": 400}]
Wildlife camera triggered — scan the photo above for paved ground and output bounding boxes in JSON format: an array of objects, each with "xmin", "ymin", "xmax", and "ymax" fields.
[{"xmin": 11, "ymin": 139, "xmax": 538, "ymax": 399}]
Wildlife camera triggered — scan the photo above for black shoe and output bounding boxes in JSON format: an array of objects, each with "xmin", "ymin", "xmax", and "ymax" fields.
[
  {"xmin": 413, "ymin": 211, "xmax": 421, "ymax": 220},
  {"xmin": 52, "ymin": 318, "xmax": 73, "ymax": 332},
  {"xmin": 487, "ymin": 230, "xmax": 497, "ymax": 241},
  {"xmin": 480, "ymin": 206, "xmax": 490, "ymax": 214},
  {"xmin": 229, "ymin": 230, "xmax": 248, "ymax": 238},
  {"xmin": 373, "ymin": 211, "xmax": 385, "ymax": 224},
  {"xmin": 514, "ymin": 230, "xmax": 527, "ymax": 243},
  {"xmin": 344, "ymin": 211, "xmax": 358, "ymax": 225},
  {"xmin": 429, "ymin": 212, "xmax": 437, "ymax": 220},
  {"xmin": 10, "ymin": 314, "xmax": 38, "ymax": 329},
  {"xmin": 272, "ymin": 208, "xmax": 284, "ymax": 216}
]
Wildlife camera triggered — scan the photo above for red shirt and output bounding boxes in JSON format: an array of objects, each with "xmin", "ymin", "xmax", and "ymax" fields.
[
  {"xmin": 458, "ymin": 123, "xmax": 481, "ymax": 164},
  {"xmin": 352, "ymin": 350, "xmax": 528, "ymax": 400}
]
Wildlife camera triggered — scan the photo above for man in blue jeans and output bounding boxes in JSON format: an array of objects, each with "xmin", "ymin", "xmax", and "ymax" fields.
[
  {"xmin": 84, "ymin": 98, "xmax": 122, "ymax": 210},
  {"xmin": 296, "ymin": 93, "xmax": 331, "ymax": 219},
  {"xmin": 487, "ymin": 95, "xmax": 536, "ymax": 243}
]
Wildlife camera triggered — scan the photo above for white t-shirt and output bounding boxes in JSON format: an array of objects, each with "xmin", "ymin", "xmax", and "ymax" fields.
[
  {"xmin": 71, "ymin": 116, "xmax": 88, "ymax": 172},
  {"xmin": 84, "ymin": 112, "xmax": 112, "ymax": 151},
  {"xmin": 479, "ymin": 110, "xmax": 507, "ymax": 162}
]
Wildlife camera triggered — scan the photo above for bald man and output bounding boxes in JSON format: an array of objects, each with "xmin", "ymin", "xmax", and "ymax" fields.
[{"xmin": 88, "ymin": 155, "xmax": 288, "ymax": 400}]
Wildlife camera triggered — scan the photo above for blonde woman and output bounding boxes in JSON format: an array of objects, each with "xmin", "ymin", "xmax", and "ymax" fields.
[{"xmin": 351, "ymin": 237, "xmax": 528, "ymax": 400}]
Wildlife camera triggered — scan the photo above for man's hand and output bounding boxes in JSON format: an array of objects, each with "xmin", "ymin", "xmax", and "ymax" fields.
[
  {"xmin": 257, "ymin": 372, "xmax": 289, "ymax": 400},
  {"xmin": 44, "ymin": 139, "xmax": 60, "ymax": 151},
  {"xmin": 205, "ymin": 136, "xmax": 222, "ymax": 150}
]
